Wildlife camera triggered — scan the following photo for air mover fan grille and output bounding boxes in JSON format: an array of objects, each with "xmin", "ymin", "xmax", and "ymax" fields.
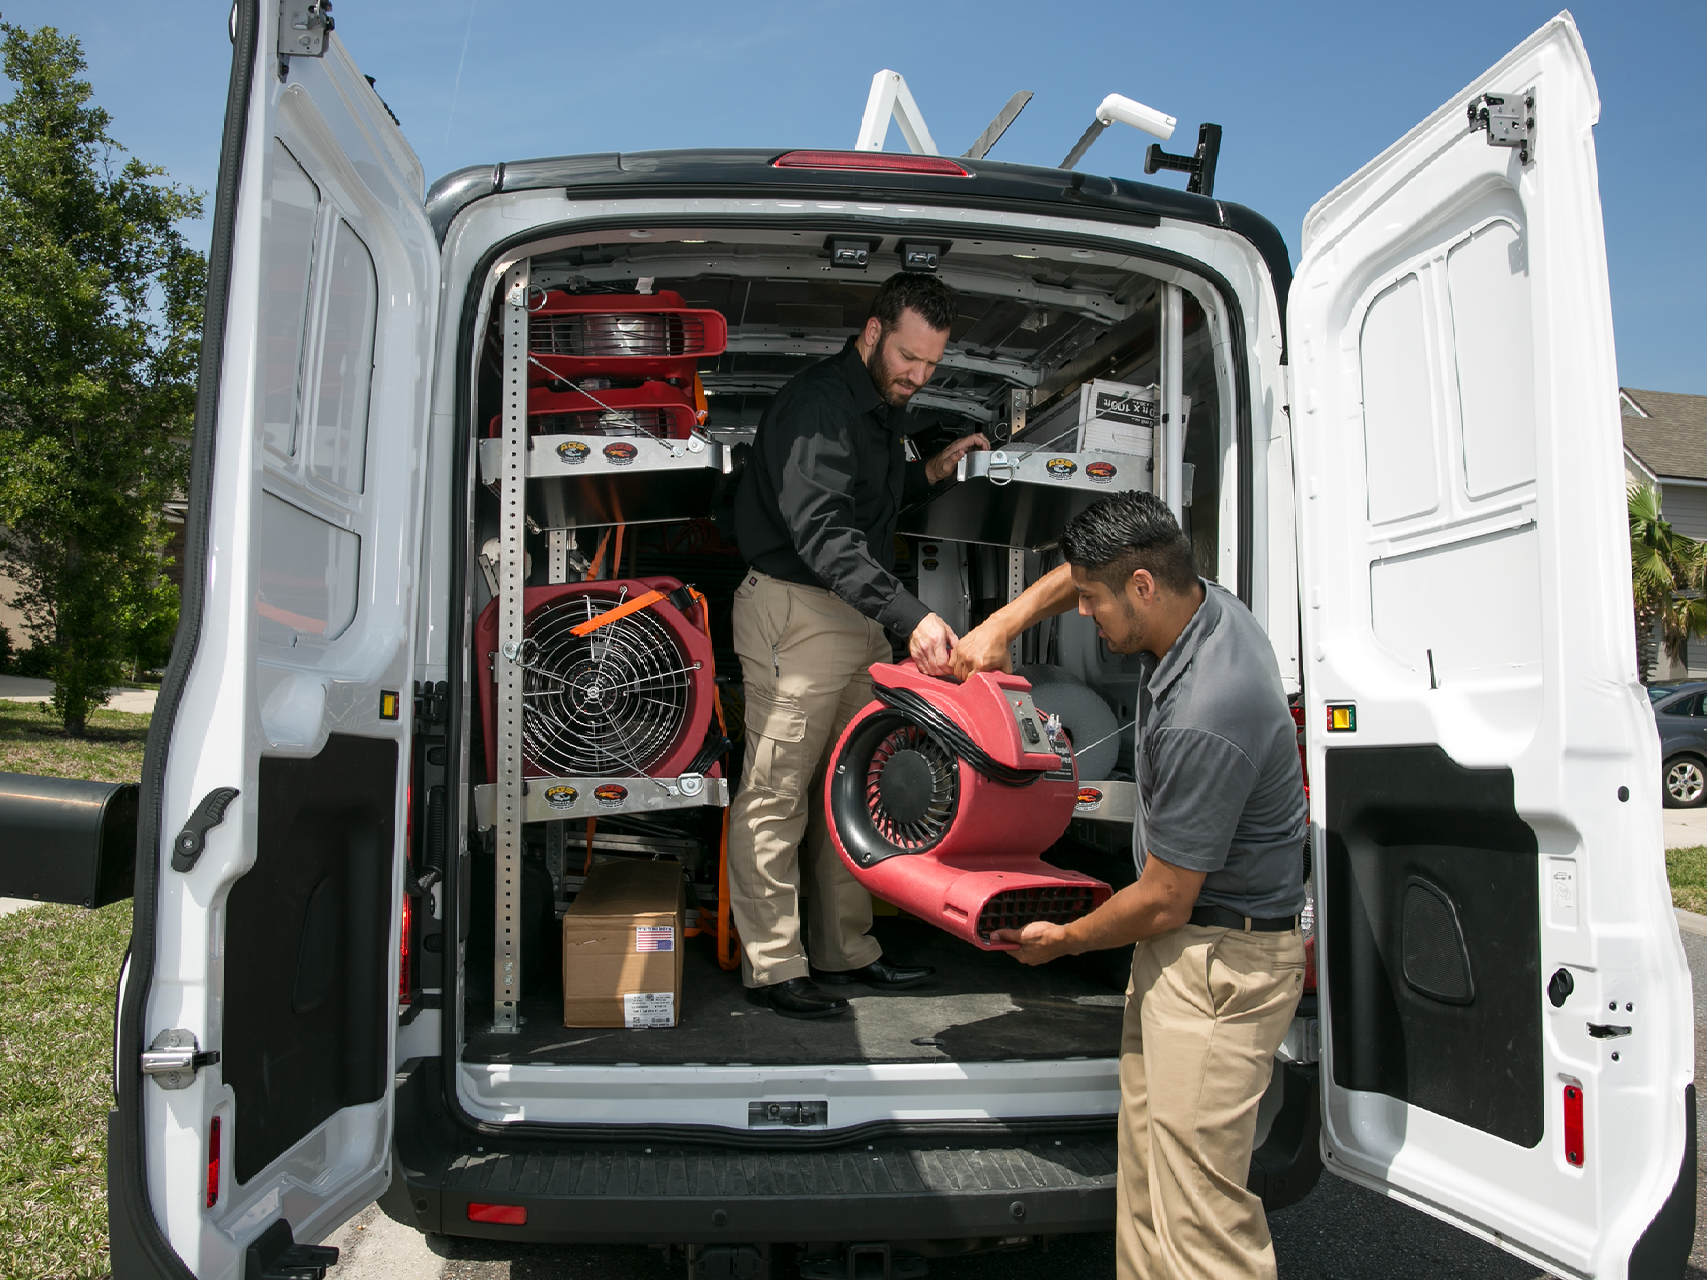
[
  {"xmin": 976, "ymin": 886, "xmax": 1097, "ymax": 941},
  {"xmin": 521, "ymin": 592, "xmax": 699, "ymax": 777},
  {"xmin": 865, "ymin": 723, "xmax": 958, "ymax": 851},
  {"xmin": 531, "ymin": 312, "xmax": 711, "ymax": 360},
  {"xmin": 532, "ymin": 408, "xmax": 677, "ymax": 438}
]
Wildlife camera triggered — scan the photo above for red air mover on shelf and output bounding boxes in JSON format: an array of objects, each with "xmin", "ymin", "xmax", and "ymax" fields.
[
  {"xmin": 486, "ymin": 382, "xmax": 701, "ymax": 440},
  {"xmin": 825, "ymin": 662, "xmax": 1112, "ymax": 950},
  {"xmin": 527, "ymin": 290, "xmax": 728, "ymax": 386},
  {"xmin": 475, "ymin": 579, "xmax": 717, "ymax": 782}
]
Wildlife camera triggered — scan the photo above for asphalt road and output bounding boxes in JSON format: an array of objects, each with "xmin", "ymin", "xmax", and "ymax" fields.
[{"xmin": 322, "ymin": 914, "xmax": 1707, "ymax": 1279}]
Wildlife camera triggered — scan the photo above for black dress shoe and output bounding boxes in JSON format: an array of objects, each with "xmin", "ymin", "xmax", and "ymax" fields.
[
  {"xmin": 746, "ymin": 977, "xmax": 850, "ymax": 1020},
  {"xmin": 812, "ymin": 958, "xmax": 935, "ymax": 990}
]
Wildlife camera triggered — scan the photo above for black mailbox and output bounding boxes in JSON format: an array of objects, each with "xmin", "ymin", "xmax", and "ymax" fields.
[{"xmin": 0, "ymin": 772, "xmax": 138, "ymax": 908}]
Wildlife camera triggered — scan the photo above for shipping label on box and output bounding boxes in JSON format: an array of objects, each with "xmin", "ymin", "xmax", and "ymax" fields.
[{"xmin": 623, "ymin": 992, "xmax": 676, "ymax": 1028}]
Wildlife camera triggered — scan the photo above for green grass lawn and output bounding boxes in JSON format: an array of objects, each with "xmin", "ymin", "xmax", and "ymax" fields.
[
  {"xmin": 0, "ymin": 700, "xmax": 151, "ymax": 784},
  {"xmin": 1, "ymin": 698, "xmax": 145, "ymax": 1278},
  {"xmin": 1667, "ymin": 845, "xmax": 1707, "ymax": 917},
  {"xmin": 0, "ymin": 901, "xmax": 131, "ymax": 1279}
]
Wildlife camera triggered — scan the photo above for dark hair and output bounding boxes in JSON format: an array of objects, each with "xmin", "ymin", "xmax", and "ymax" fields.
[
  {"xmin": 1059, "ymin": 490, "xmax": 1197, "ymax": 594},
  {"xmin": 869, "ymin": 272, "xmax": 956, "ymax": 334}
]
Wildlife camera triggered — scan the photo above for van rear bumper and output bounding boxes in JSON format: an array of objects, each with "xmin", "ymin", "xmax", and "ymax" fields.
[{"xmin": 380, "ymin": 1058, "xmax": 1117, "ymax": 1244}]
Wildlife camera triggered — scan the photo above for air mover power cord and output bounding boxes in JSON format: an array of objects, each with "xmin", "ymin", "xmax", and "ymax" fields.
[{"xmin": 873, "ymin": 682, "xmax": 1043, "ymax": 788}]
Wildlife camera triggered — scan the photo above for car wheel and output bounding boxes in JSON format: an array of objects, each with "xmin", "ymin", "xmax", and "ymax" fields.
[{"xmin": 1663, "ymin": 756, "xmax": 1707, "ymax": 808}]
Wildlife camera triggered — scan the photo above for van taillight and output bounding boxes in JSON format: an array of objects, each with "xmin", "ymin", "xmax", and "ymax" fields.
[
  {"xmin": 468, "ymin": 1202, "xmax": 527, "ymax": 1225},
  {"xmin": 205, "ymin": 1116, "xmax": 221, "ymax": 1208},
  {"xmin": 1303, "ymin": 936, "xmax": 1317, "ymax": 993},
  {"xmin": 398, "ymin": 893, "xmax": 413, "ymax": 1006},
  {"xmin": 771, "ymin": 149, "xmax": 972, "ymax": 177},
  {"xmin": 1290, "ymin": 703, "xmax": 1310, "ymax": 802}
]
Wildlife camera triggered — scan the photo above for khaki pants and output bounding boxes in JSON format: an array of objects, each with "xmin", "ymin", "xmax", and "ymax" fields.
[
  {"xmin": 1116, "ymin": 923, "xmax": 1305, "ymax": 1280},
  {"xmin": 727, "ymin": 570, "xmax": 892, "ymax": 987}
]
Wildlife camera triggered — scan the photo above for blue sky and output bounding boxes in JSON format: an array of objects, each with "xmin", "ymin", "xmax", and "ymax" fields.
[{"xmin": 6, "ymin": 1, "xmax": 1702, "ymax": 392}]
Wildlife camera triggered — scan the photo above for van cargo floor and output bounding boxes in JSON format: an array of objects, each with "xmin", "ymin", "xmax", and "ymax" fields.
[{"xmin": 462, "ymin": 917, "xmax": 1127, "ymax": 1066}]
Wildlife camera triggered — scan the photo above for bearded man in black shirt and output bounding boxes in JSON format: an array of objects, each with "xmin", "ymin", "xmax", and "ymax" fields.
[{"xmin": 728, "ymin": 272, "xmax": 987, "ymax": 1018}]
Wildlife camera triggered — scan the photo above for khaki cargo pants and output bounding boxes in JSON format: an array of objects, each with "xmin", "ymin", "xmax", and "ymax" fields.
[
  {"xmin": 726, "ymin": 570, "xmax": 890, "ymax": 987},
  {"xmin": 1117, "ymin": 922, "xmax": 1305, "ymax": 1280}
]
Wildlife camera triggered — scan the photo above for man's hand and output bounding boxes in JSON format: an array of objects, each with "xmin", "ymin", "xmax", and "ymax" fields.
[
  {"xmin": 909, "ymin": 612, "xmax": 959, "ymax": 677},
  {"xmin": 950, "ymin": 618, "xmax": 1016, "ymax": 680},
  {"xmin": 991, "ymin": 919, "xmax": 1076, "ymax": 965},
  {"xmin": 925, "ymin": 432, "xmax": 990, "ymax": 485},
  {"xmin": 949, "ymin": 563, "xmax": 1079, "ymax": 681}
]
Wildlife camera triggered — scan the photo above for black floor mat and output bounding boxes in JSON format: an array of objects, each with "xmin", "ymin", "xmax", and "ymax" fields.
[{"xmin": 462, "ymin": 916, "xmax": 1126, "ymax": 1067}]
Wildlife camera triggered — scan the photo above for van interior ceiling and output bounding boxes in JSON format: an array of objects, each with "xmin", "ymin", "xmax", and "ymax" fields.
[{"xmin": 455, "ymin": 225, "xmax": 1230, "ymax": 1079}]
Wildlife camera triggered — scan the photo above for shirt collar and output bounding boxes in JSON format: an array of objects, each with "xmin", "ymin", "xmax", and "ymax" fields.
[
  {"xmin": 1146, "ymin": 578, "xmax": 1221, "ymax": 701},
  {"xmin": 839, "ymin": 336, "xmax": 887, "ymax": 418}
]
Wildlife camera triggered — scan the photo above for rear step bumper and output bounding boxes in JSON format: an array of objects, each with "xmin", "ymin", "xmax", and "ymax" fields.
[
  {"xmin": 379, "ymin": 1057, "xmax": 1322, "ymax": 1243},
  {"xmin": 380, "ymin": 1059, "xmax": 1117, "ymax": 1243}
]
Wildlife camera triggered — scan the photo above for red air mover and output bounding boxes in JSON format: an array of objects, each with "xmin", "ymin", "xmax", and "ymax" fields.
[
  {"xmin": 825, "ymin": 662, "xmax": 1112, "ymax": 949},
  {"xmin": 475, "ymin": 579, "xmax": 716, "ymax": 782},
  {"xmin": 487, "ymin": 382, "xmax": 701, "ymax": 440},
  {"xmin": 527, "ymin": 289, "xmax": 728, "ymax": 385}
]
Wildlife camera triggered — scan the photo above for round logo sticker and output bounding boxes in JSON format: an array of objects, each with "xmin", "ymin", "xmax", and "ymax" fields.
[
  {"xmin": 594, "ymin": 783, "xmax": 630, "ymax": 809},
  {"xmin": 1046, "ymin": 457, "xmax": 1078, "ymax": 479},
  {"xmin": 602, "ymin": 442, "xmax": 638, "ymax": 466},
  {"xmin": 544, "ymin": 785, "xmax": 579, "ymax": 811},
  {"xmin": 556, "ymin": 440, "xmax": 590, "ymax": 466},
  {"xmin": 1085, "ymin": 460, "xmax": 1117, "ymax": 485},
  {"xmin": 1075, "ymin": 786, "xmax": 1104, "ymax": 812}
]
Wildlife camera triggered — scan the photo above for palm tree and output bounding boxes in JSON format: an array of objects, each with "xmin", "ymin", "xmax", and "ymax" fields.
[{"xmin": 1629, "ymin": 483, "xmax": 1707, "ymax": 682}]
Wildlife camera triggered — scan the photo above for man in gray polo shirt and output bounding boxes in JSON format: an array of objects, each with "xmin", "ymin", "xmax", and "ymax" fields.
[{"xmin": 954, "ymin": 490, "xmax": 1306, "ymax": 1280}]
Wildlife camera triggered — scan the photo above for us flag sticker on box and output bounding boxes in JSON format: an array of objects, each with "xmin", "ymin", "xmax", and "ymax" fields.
[{"xmin": 635, "ymin": 925, "xmax": 675, "ymax": 953}]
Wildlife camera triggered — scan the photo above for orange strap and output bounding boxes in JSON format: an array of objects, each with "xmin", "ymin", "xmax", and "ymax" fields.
[
  {"xmin": 570, "ymin": 588, "xmax": 667, "ymax": 637},
  {"xmin": 716, "ymin": 807, "xmax": 739, "ymax": 970},
  {"xmin": 585, "ymin": 529, "xmax": 612, "ymax": 581}
]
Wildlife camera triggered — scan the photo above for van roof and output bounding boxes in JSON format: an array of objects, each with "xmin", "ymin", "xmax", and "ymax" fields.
[{"xmin": 424, "ymin": 148, "xmax": 1293, "ymax": 324}]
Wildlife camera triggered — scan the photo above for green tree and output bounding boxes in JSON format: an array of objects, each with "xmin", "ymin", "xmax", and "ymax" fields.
[
  {"xmin": 1629, "ymin": 482, "xmax": 1707, "ymax": 683},
  {"xmin": 0, "ymin": 23, "xmax": 202, "ymax": 734}
]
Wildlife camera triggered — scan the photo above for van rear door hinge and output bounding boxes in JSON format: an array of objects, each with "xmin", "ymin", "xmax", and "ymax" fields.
[
  {"xmin": 278, "ymin": 1, "xmax": 334, "ymax": 57},
  {"xmin": 141, "ymin": 1029, "xmax": 220, "ymax": 1090},
  {"xmin": 1467, "ymin": 91, "xmax": 1533, "ymax": 163}
]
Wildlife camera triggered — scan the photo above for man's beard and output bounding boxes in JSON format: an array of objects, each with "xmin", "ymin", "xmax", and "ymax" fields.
[{"xmin": 865, "ymin": 330, "xmax": 918, "ymax": 408}]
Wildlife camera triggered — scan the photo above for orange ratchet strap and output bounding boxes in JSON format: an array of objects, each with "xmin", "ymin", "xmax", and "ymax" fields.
[{"xmin": 569, "ymin": 589, "xmax": 668, "ymax": 637}]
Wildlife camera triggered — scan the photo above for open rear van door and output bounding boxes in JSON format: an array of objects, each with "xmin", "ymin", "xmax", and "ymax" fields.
[
  {"xmin": 1290, "ymin": 14, "xmax": 1694, "ymax": 1278},
  {"xmin": 110, "ymin": 3, "xmax": 438, "ymax": 1275}
]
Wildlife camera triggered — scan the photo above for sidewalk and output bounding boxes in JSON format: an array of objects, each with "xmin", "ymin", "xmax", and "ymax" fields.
[
  {"xmin": 1665, "ymin": 809, "xmax": 1707, "ymax": 850},
  {"xmin": 0, "ymin": 675, "xmax": 157, "ymax": 714}
]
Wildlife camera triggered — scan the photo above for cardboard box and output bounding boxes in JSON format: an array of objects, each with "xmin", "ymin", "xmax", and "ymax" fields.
[{"xmin": 562, "ymin": 859, "xmax": 684, "ymax": 1028}]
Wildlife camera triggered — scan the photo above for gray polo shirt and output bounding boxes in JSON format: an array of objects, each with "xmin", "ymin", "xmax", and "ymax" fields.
[{"xmin": 1132, "ymin": 580, "xmax": 1306, "ymax": 918}]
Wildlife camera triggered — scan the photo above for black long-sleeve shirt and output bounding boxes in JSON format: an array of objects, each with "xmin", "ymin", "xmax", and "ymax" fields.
[{"xmin": 733, "ymin": 338, "xmax": 937, "ymax": 637}]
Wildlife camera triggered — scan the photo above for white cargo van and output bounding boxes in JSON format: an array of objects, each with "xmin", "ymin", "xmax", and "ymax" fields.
[{"xmin": 60, "ymin": 4, "xmax": 1697, "ymax": 1277}]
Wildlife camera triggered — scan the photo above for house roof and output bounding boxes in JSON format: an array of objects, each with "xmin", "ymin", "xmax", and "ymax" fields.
[{"xmin": 1623, "ymin": 388, "xmax": 1707, "ymax": 482}]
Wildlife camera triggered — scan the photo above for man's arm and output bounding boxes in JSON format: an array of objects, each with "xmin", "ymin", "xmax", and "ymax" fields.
[
  {"xmin": 990, "ymin": 851, "xmax": 1205, "ymax": 964},
  {"xmin": 950, "ymin": 562, "xmax": 1078, "ymax": 679},
  {"xmin": 776, "ymin": 409, "xmax": 964, "ymax": 673}
]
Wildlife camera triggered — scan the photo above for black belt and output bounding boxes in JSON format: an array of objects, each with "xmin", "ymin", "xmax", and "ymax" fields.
[{"xmin": 1189, "ymin": 905, "xmax": 1298, "ymax": 933}]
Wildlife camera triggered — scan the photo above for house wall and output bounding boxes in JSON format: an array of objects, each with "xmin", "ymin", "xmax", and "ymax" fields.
[{"xmin": 1662, "ymin": 484, "xmax": 1707, "ymax": 542}]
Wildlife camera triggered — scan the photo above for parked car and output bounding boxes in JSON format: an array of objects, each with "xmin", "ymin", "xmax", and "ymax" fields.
[
  {"xmin": 0, "ymin": 6, "xmax": 1693, "ymax": 1280},
  {"xmin": 1652, "ymin": 682, "xmax": 1707, "ymax": 807}
]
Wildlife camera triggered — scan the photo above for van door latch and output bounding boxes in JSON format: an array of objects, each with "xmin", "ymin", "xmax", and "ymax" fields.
[
  {"xmin": 1587, "ymin": 1023, "xmax": 1632, "ymax": 1040},
  {"xmin": 142, "ymin": 1029, "xmax": 220, "ymax": 1090},
  {"xmin": 1467, "ymin": 92, "xmax": 1533, "ymax": 163},
  {"xmin": 278, "ymin": 1, "xmax": 334, "ymax": 57},
  {"xmin": 748, "ymin": 1100, "xmax": 828, "ymax": 1127},
  {"xmin": 172, "ymin": 787, "xmax": 240, "ymax": 873}
]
